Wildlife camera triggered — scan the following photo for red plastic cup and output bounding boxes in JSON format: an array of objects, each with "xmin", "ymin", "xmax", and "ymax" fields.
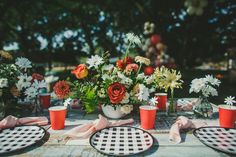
[
  {"xmin": 219, "ymin": 105, "xmax": 236, "ymax": 128},
  {"xmin": 139, "ymin": 106, "xmax": 157, "ymax": 130},
  {"xmin": 39, "ymin": 93, "xmax": 51, "ymax": 109},
  {"xmin": 155, "ymin": 93, "xmax": 167, "ymax": 111},
  {"xmin": 49, "ymin": 106, "xmax": 67, "ymax": 130}
]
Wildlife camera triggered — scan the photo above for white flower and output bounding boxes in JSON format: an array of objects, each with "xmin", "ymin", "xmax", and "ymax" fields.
[
  {"xmin": 45, "ymin": 75, "xmax": 59, "ymax": 83},
  {"xmin": 205, "ymin": 75, "xmax": 221, "ymax": 86},
  {"xmin": 224, "ymin": 96, "xmax": 236, "ymax": 106},
  {"xmin": 0, "ymin": 78, "xmax": 8, "ymax": 88},
  {"xmin": 98, "ymin": 88, "xmax": 106, "ymax": 98},
  {"xmin": 126, "ymin": 33, "xmax": 141, "ymax": 46},
  {"xmin": 117, "ymin": 72, "xmax": 133, "ymax": 87},
  {"xmin": 145, "ymin": 75, "xmax": 155, "ymax": 84},
  {"xmin": 189, "ymin": 78, "xmax": 206, "ymax": 93},
  {"xmin": 32, "ymin": 80, "xmax": 47, "ymax": 89},
  {"xmin": 202, "ymin": 85, "xmax": 218, "ymax": 97},
  {"xmin": 15, "ymin": 57, "xmax": 32, "ymax": 70},
  {"xmin": 149, "ymin": 97, "xmax": 158, "ymax": 106},
  {"xmin": 137, "ymin": 73, "xmax": 145, "ymax": 80},
  {"xmin": 16, "ymin": 74, "xmax": 32, "ymax": 90},
  {"xmin": 144, "ymin": 22, "xmax": 155, "ymax": 35},
  {"xmin": 136, "ymin": 84, "xmax": 150, "ymax": 101},
  {"xmin": 64, "ymin": 98, "xmax": 72, "ymax": 107},
  {"xmin": 24, "ymin": 87, "xmax": 38, "ymax": 100},
  {"xmin": 102, "ymin": 74, "xmax": 110, "ymax": 81},
  {"xmin": 120, "ymin": 105, "xmax": 133, "ymax": 114},
  {"xmin": 102, "ymin": 64, "xmax": 114, "ymax": 72},
  {"xmin": 86, "ymin": 55, "xmax": 104, "ymax": 69},
  {"xmin": 121, "ymin": 92, "xmax": 130, "ymax": 104}
]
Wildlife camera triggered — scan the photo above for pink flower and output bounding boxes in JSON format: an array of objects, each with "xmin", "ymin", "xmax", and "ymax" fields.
[{"xmin": 125, "ymin": 63, "xmax": 139, "ymax": 74}]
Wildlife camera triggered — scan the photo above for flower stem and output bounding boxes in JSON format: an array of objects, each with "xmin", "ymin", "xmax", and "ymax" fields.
[
  {"xmin": 168, "ymin": 88, "xmax": 175, "ymax": 114},
  {"xmin": 123, "ymin": 42, "xmax": 132, "ymax": 64}
]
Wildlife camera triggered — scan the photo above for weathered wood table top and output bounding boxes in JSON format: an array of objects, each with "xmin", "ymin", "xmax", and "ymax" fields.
[{"xmin": 8, "ymin": 106, "xmax": 234, "ymax": 157}]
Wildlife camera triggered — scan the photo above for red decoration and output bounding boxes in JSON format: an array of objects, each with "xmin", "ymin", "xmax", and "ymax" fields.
[
  {"xmin": 150, "ymin": 34, "xmax": 161, "ymax": 45},
  {"xmin": 53, "ymin": 80, "xmax": 70, "ymax": 99},
  {"xmin": 144, "ymin": 66, "xmax": 154, "ymax": 75}
]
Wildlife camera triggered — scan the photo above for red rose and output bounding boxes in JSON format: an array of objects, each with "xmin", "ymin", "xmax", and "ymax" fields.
[
  {"xmin": 108, "ymin": 82, "xmax": 126, "ymax": 104},
  {"xmin": 116, "ymin": 57, "xmax": 133, "ymax": 70}
]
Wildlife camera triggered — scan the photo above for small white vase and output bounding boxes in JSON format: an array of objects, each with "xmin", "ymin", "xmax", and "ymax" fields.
[{"xmin": 101, "ymin": 104, "xmax": 126, "ymax": 119}]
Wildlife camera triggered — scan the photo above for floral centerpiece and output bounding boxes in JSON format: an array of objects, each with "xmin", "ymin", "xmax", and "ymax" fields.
[
  {"xmin": 53, "ymin": 33, "xmax": 159, "ymax": 118},
  {"xmin": 14, "ymin": 57, "xmax": 47, "ymax": 113},
  {"xmin": 0, "ymin": 51, "xmax": 21, "ymax": 117},
  {"xmin": 0, "ymin": 52, "xmax": 47, "ymax": 116},
  {"xmin": 189, "ymin": 75, "xmax": 221, "ymax": 118}
]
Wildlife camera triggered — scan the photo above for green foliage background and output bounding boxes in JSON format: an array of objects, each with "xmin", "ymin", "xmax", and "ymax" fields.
[{"xmin": 0, "ymin": 0, "xmax": 235, "ymax": 68}]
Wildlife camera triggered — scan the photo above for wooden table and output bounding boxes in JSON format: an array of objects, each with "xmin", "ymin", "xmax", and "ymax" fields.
[{"xmin": 8, "ymin": 106, "xmax": 233, "ymax": 157}]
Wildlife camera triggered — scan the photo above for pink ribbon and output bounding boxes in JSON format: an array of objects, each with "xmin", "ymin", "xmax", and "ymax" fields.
[
  {"xmin": 169, "ymin": 116, "xmax": 207, "ymax": 143},
  {"xmin": 64, "ymin": 114, "xmax": 134, "ymax": 139},
  {"xmin": 0, "ymin": 115, "xmax": 48, "ymax": 129}
]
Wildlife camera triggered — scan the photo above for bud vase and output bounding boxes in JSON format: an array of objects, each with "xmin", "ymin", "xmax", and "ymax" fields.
[{"xmin": 193, "ymin": 97, "xmax": 213, "ymax": 118}]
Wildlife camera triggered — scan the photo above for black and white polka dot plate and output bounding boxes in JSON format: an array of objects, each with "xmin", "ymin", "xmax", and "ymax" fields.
[
  {"xmin": 89, "ymin": 126, "xmax": 154, "ymax": 156},
  {"xmin": 0, "ymin": 125, "xmax": 46, "ymax": 154},
  {"xmin": 193, "ymin": 127, "xmax": 236, "ymax": 155}
]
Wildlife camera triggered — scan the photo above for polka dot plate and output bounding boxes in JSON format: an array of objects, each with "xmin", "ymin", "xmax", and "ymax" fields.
[
  {"xmin": 89, "ymin": 126, "xmax": 154, "ymax": 156},
  {"xmin": 193, "ymin": 127, "xmax": 236, "ymax": 155},
  {"xmin": 0, "ymin": 125, "xmax": 46, "ymax": 155}
]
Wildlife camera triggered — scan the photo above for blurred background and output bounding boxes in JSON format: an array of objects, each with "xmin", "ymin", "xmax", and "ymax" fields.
[{"xmin": 0, "ymin": 0, "xmax": 236, "ymax": 104}]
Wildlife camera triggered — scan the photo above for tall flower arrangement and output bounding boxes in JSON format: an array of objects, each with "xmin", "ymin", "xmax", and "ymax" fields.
[
  {"xmin": 154, "ymin": 66, "xmax": 183, "ymax": 113},
  {"xmin": 54, "ymin": 33, "xmax": 158, "ymax": 113}
]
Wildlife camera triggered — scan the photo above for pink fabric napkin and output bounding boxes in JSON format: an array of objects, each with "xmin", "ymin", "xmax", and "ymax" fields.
[
  {"xmin": 169, "ymin": 116, "xmax": 207, "ymax": 144},
  {"xmin": 64, "ymin": 114, "xmax": 134, "ymax": 139},
  {"xmin": 0, "ymin": 115, "xmax": 48, "ymax": 129}
]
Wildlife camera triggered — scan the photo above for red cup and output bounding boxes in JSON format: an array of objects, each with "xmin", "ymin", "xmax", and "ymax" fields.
[
  {"xmin": 39, "ymin": 93, "xmax": 51, "ymax": 109},
  {"xmin": 155, "ymin": 93, "xmax": 167, "ymax": 111},
  {"xmin": 49, "ymin": 106, "xmax": 67, "ymax": 130},
  {"xmin": 139, "ymin": 106, "xmax": 157, "ymax": 130},
  {"xmin": 219, "ymin": 105, "xmax": 236, "ymax": 128}
]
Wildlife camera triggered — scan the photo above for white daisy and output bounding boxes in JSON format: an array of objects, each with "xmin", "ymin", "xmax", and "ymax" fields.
[
  {"xmin": 24, "ymin": 87, "xmax": 38, "ymax": 100},
  {"xmin": 32, "ymin": 80, "xmax": 47, "ymax": 89},
  {"xmin": 205, "ymin": 75, "xmax": 221, "ymax": 86},
  {"xmin": 16, "ymin": 74, "xmax": 32, "ymax": 90},
  {"xmin": 101, "ymin": 74, "xmax": 110, "ymax": 81},
  {"xmin": 189, "ymin": 78, "xmax": 206, "ymax": 93},
  {"xmin": 15, "ymin": 57, "xmax": 32, "ymax": 70},
  {"xmin": 137, "ymin": 73, "xmax": 145, "ymax": 80},
  {"xmin": 224, "ymin": 96, "xmax": 236, "ymax": 106},
  {"xmin": 0, "ymin": 78, "xmax": 8, "ymax": 88},
  {"xmin": 86, "ymin": 55, "xmax": 104, "ymax": 69},
  {"xmin": 149, "ymin": 97, "xmax": 158, "ymax": 106},
  {"xmin": 136, "ymin": 84, "xmax": 150, "ymax": 101},
  {"xmin": 64, "ymin": 98, "xmax": 72, "ymax": 107},
  {"xmin": 102, "ymin": 64, "xmax": 114, "ymax": 72},
  {"xmin": 126, "ymin": 33, "xmax": 141, "ymax": 46}
]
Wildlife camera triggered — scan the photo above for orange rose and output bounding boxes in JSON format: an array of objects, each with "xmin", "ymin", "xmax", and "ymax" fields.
[{"xmin": 71, "ymin": 64, "xmax": 88, "ymax": 79}]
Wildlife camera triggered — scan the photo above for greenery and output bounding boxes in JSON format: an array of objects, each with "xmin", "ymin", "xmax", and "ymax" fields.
[{"xmin": 0, "ymin": 0, "xmax": 235, "ymax": 68}]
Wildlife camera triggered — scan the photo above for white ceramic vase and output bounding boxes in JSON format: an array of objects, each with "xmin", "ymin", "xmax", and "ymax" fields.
[{"xmin": 101, "ymin": 104, "xmax": 126, "ymax": 119}]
